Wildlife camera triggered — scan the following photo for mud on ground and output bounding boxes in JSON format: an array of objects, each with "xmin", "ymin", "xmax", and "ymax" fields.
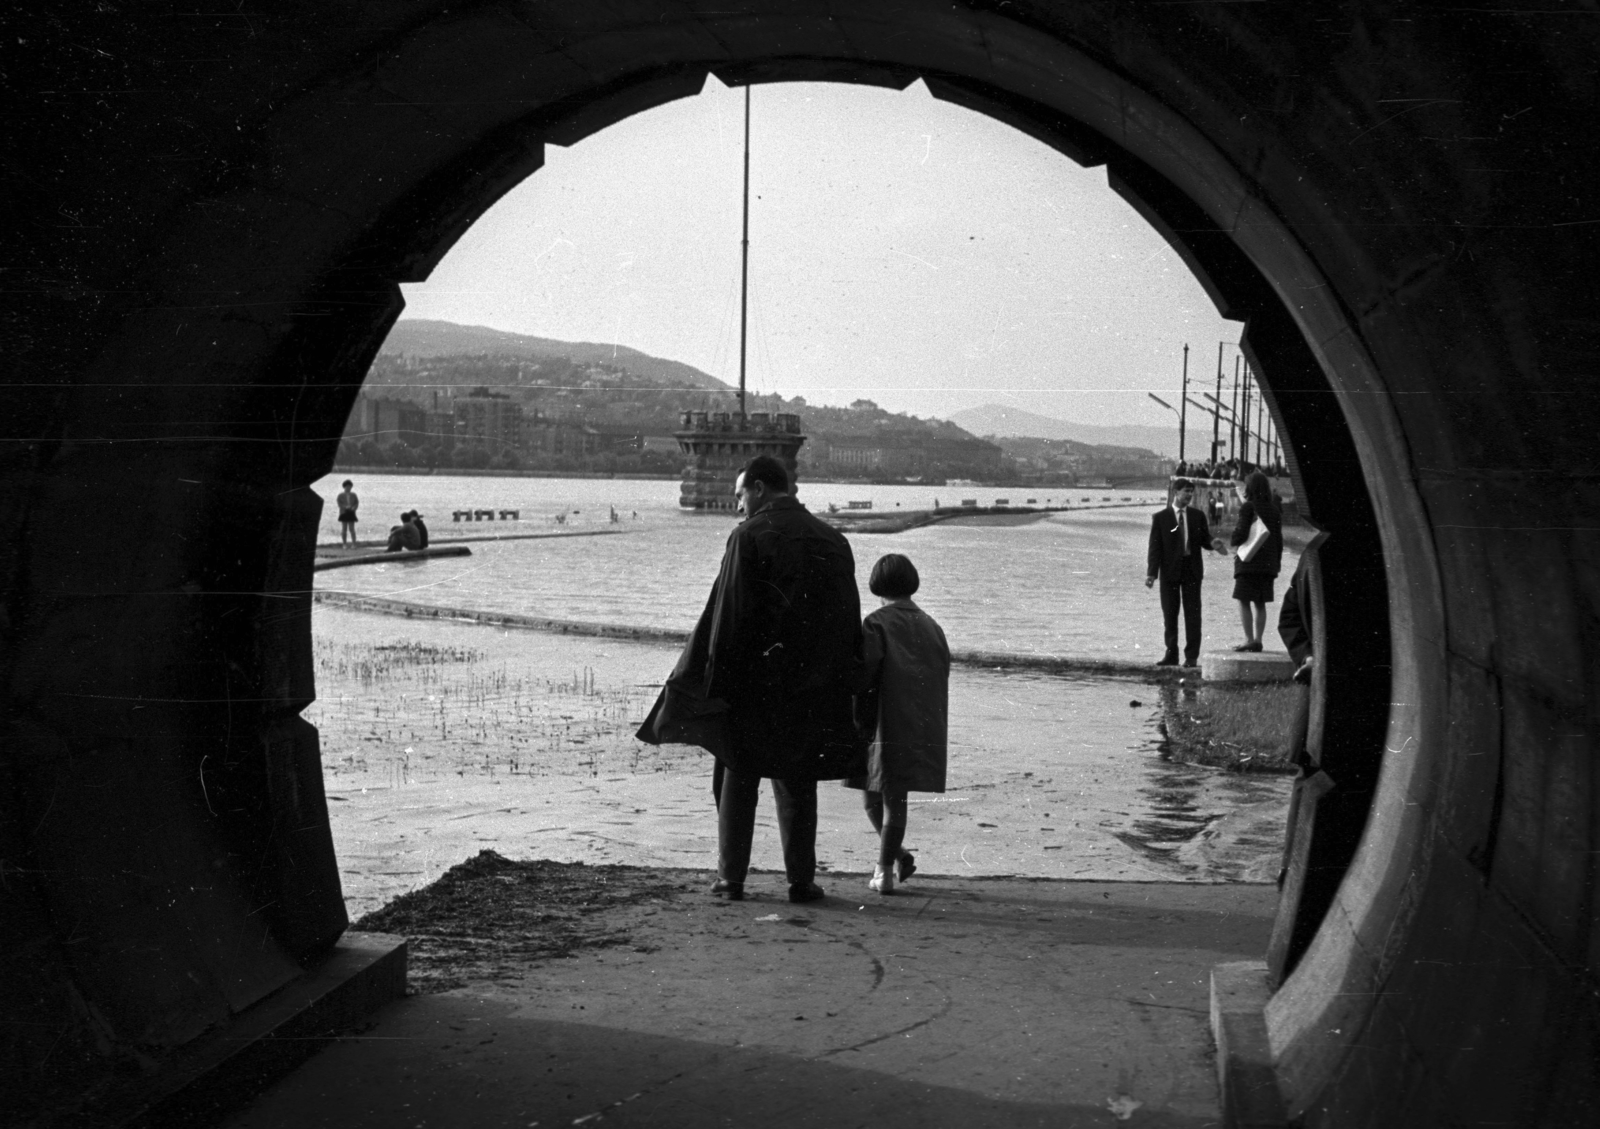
[{"xmin": 354, "ymin": 850, "xmax": 689, "ymax": 993}]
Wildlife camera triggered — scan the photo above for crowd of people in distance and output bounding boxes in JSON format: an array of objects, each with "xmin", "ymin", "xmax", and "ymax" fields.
[{"xmin": 1172, "ymin": 456, "xmax": 1287, "ymax": 480}]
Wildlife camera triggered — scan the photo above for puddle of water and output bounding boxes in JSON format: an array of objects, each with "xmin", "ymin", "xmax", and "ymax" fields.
[{"xmin": 945, "ymin": 668, "xmax": 1290, "ymax": 882}]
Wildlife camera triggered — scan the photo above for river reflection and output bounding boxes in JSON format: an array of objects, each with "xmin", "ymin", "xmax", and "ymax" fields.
[{"xmin": 924, "ymin": 668, "xmax": 1291, "ymax": 883}]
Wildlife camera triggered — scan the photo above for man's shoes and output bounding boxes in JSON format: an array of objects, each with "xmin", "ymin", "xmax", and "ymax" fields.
[
  {"xmin": 895, "ymin": 851, "xmax": 917, "ymax": 884},
  {"xmin": 1156, "ymin": 654, "xmax": 1180, "ymax": 667},
  {"xmin": 1232, "ymin": 641, "xmax": 1263, "ymax": 653},
  {"xmin": 869, "ymin": 867, "xmax": 895, "ymax": 895},
  {"xmin": 788, "ymin": 882, "xmax": 826, "ymax": 903},
  {"xmin": 710, "ymin": 879, "xmax": 744, "ymax": 901}
]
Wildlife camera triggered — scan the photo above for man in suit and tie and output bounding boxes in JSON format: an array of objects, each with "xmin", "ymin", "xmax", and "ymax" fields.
[{"xmin": 1145, "ymin": 478, "xmax": 1224, "ymax": 667}]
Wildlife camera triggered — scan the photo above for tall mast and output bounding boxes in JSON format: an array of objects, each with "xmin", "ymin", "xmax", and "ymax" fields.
[
  {"xmin": 1178, "ymin": 343, "xmax": 1189, "ymax": 463},
  {"xmin": 738, "ymin": 84, "xmax": 751, "ymax": 422}
]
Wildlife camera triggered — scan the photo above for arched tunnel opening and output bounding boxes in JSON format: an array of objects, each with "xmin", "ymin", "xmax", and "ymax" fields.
[
  {"xmin": 5, "ymin": 5, "xmax": 1595, "ymax": 1127},
  {"xmin": 307, "ymin": 71, "xmax": 1332, "ymax": 937}
]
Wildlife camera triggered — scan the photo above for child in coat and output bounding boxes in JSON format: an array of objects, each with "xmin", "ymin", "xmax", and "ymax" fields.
[{"xmin": 848, "ymin": 553, "xmax": 951, "ymax": 895}]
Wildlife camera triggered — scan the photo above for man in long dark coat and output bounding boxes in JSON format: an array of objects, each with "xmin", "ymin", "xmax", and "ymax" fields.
[{"xmin": 637, "ymin": 455, "xmax": 863, "ymax": 903}]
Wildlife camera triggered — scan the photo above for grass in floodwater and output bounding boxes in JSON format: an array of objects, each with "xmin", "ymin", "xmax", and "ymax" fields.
[
  {"xmin": 306, "ymin": 637, "xmax": 696, "ymax": 786},
  {"xmin": 1156, "ymin": 680, "xmax": 1301, "ymax": 773}
]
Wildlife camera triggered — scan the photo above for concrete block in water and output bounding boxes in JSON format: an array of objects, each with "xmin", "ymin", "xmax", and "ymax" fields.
[{"xmin": 1202, "ymin": 650, "xmax": 1296, "ymax": 683}]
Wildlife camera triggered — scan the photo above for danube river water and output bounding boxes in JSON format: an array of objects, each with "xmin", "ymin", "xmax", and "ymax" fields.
[
  {"xmin": 309, "ymin": 472, "xmax": 1296, "ymax": 901},
  {"xmin": 314, "ymin": 473, "xmax": 1297, "ymax": 664}
]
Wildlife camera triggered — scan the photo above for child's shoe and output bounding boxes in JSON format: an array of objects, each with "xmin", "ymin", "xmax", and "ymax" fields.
[
  {"xmin": 896, "ymin": 851, "xmax": 917, "ymax": 884},
  {"xmin": 869, "ymin": 866, "xmax": 895, "ymax": 895}
]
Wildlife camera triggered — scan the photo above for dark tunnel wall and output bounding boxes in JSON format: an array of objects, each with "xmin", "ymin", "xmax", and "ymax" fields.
[{"xmin": 2, "ymin": 3, "xmax": 1596, "ymax": 1124}]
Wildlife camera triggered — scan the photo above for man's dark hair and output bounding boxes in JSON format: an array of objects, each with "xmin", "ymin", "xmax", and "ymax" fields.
[
  {"xmin": 740, "ymin": 455, "xmax": 790, "ymax": 495},
  {"xmin": 869, "ymin": 553, "xmax": 920, "ymax": 599},
  {"xmin": 1171, "ymin": 477, "xmax": 1194, "ymax": 492}
]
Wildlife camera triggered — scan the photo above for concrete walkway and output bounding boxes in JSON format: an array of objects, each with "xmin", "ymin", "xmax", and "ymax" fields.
[{"xmin": 223, "ymin": 872, "xmax": 1276, "ymax": 1128}]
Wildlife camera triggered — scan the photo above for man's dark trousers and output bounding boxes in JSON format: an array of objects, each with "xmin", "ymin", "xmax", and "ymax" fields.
[
  {"xmin": 1160, "ymin": 575, "xmax": 1203, "ymax": 665},
  {"xmin": 715, "ymin": 765, "xmax": 817, "ymax": 887}
]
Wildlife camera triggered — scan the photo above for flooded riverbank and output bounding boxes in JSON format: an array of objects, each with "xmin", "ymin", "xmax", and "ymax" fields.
[
  {"xmin": 309, "ymin": 606, "xmax": 1289, "ymax": 917},
  {"xmin": 314, "ymin": 472, "xmax": 1299, "ymax": 665}
]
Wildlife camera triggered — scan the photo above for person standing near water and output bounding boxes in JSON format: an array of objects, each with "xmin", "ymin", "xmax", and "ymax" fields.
[
  {"xmin": 1145, "ymin": 478, "xmax": 1225, "ymax": 667},
  {"xmin": 1228, "ymin": 469, "xmax": 1283, "ymax": 651},
  {"xmin": 336, "ymin": 479, "xmax": 359, "ymax": 546},
  {"xmin": 846, "ymin": 553, "xmax": 949, "ymax": 895},
  {"xmin": 636, "ymin": 455, "xmax": 864, "ymax": 903}
]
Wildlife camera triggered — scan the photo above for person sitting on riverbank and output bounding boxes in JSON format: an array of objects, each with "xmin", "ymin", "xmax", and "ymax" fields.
[
  {"xmin": 1228, "ymin": 470, "xmax": 1284, "ymax": 651},
  {"xmin": 409, "ymin": 510, "xmax": 429, "ymax": 549},
  {"xmin": 846, "ymin": 553, "xmax": 950, "ymax": 895},
  {"xmin": 336, "ymin": 479, "xmax": 360, "ymax": 546},
  {"xmin": 385, "ymin": 512, "xmax": 421, "ymax": 552}
]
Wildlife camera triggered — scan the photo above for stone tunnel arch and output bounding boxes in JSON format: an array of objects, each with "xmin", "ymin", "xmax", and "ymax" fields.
[{"xmin": 6, "ymin": 5, "xmax": 1594, "ymax": 1125}]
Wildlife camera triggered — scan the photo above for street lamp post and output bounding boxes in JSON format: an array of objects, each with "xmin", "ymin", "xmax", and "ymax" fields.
[
  {"xmin": 1239, "ymin": 362, "xmax": 1252, "ymax": 468},
  {"xmin": 1213, "ymin": 342, "xmax": 1224, "ymax": 464},
  {"xmin": 1229, "ymin": 355, "xmax": 1242, "ymax": 463}
]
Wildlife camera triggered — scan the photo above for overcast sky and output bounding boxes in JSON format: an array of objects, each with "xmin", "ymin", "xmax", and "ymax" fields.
[{"xmin": 400, "ymin": 77, "xmax": 1243, "ymax": 427}]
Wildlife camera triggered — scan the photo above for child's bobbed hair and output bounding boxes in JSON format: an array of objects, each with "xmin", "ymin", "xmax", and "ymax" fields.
[{"xmin": 869, "ymin": 553, "xmax": 920, "ymax": 599}]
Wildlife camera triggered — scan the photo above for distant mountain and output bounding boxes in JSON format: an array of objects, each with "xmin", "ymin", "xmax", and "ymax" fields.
[
  {"xmin": 381, "ymin": 319, "xmax": 731, "ymax": 392},
  {"xmin": 947, "ymin": 404, "xmax": 1181, "ymax": 458}
]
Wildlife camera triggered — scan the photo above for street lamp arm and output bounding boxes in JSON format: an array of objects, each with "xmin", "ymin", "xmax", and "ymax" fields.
[{"xmin": 1188, "ymin": 395, "xmax": 1232, "ymax": 420}]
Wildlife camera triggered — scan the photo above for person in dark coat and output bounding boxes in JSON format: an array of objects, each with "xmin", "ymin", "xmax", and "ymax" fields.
[
  {"xmin": 1228, "ymin": 470, "xmax": 1284, "ymax": 651},
  {"xmin": 384, "ymin": 512, "xmax": 420, "ymax": 552},
  {"xmin": 845, "ymin": 553, "xmax": 950, "ymax": 896},
  {"xmin": 636, "ymin": 455, "xmax": 863, "ymax": 904},
  {"xmin": 1145, "ymin": 478, "xmax": 1224, "ymax": 666},
  {"xmin": 409, "ymin": 510, "xmax": 429, "ymax": 549}
]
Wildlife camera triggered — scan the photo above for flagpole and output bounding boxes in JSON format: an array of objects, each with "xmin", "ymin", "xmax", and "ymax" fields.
[
  {"xmin": 1179, "ymin": 343, "xmax": 1189, "ymax": 464},
  {"xmin": 738, "ymin": 84, "xmax": 751, "ymax": 423},
  {"xmin": 1212, "ymin": 342, "xmax": 1224, "ymax": 465}
]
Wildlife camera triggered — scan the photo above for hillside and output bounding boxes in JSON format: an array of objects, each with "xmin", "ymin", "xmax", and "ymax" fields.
[
  {"xmin": 948, "ymin": 404, "xmax": 1179, "ymax": 458},
  {"xmin": 356, "ymin": 324, "xmax": 1005, "ymax": 482},
  {"xmin": 381, "ymin": 319, "xmax": 730, "ymax": 393},
  {"xmin": 356, "ymin": 322, "xmax": 1169, "ymax": 484}
]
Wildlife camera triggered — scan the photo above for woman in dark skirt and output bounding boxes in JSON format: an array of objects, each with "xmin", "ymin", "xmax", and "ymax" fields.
[{"xmin": 1229, "ymin": 469, "xmax": 1284, "ymax": 651}]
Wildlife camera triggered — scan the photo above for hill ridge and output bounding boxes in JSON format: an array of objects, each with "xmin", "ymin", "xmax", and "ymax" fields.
[
  {"xmin": 381, "ymin": 319, "xmax": 732, "ymax": 392},
  {"xmin": 948, "ymin": 403, "xmax": 1179, "ymax": 458}
]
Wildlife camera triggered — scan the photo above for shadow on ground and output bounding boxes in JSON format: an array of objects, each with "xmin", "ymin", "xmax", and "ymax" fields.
[{"xmin": 225, "ymin": 854, "xmax": 1277, "ymax": 1128}]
